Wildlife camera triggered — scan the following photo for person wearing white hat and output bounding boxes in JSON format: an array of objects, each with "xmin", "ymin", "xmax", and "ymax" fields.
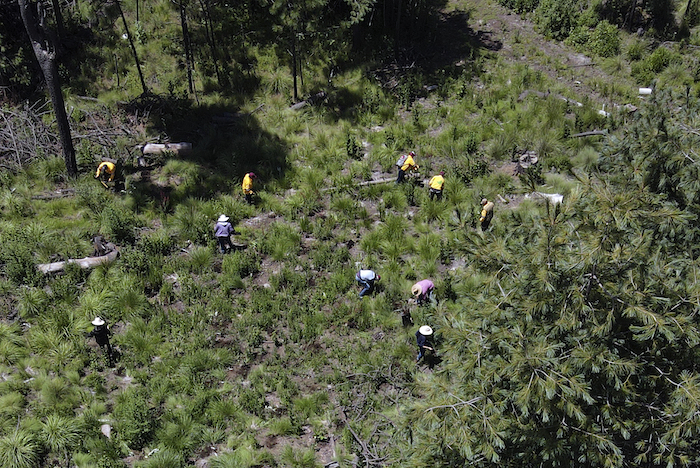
[
  {"xmin": 87, "ymin": 316, "xmax": 114, "ymax": 366},
  {"xmin": 214, "ymin": 214, "xmax": 235, "ymax": 253},
  {"xmin": 415, "ymin": 325, "xmax": 434, "ymax": 362}
]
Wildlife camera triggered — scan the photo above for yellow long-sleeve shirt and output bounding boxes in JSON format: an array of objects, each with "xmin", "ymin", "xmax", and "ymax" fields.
[
  {"xmin": 429, "ymin": 175, "xmax": 445, "ymax": 190},
  {"xmin": 242, "ymin": 174, "xmax": 254, "ymax": 194},
  {"xmin": 401, "ymin": 155, "xmax": 417, "ymax": 172},
  {"xmin": 95, "ymin": 162, "xmax": 116, "ymax": 181},
  {"xmin": 480, "ymin": 201, "xmax": 494, "ymax": 222}
]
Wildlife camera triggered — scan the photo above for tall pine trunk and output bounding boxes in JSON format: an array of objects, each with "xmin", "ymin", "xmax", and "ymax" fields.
[
  {"xmin": 115, "ymin": 0, "xmax": 148, "ymax": 95},
  {"xmin": 18, "ymin": 0, "xmax": 77, "ymax": 176}
]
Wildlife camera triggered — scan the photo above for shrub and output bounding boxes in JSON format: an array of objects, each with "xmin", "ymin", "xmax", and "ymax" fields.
[
  {"xmin": 534, "ymin": 0, "xmax": 580, "ymax": 41},
  {"xmin": 100, "ymin": 205, "xmax": 137, "ymax": 244},
  {"xmin": 451, "ymin": 155, "xmax": 490, "ymax": 184},
  {"xmin": 498, "ymin": 0, "xmax": 540, "ymax": 13},
  {"xmin": 222, "ymin": 249, "xmax": 260, "ymax": 278},
  {"xmin": 1, "ymin": 240, "xmax": 42, "ymax": 286},
  {"xmin": 113, "ymin": 387, "xmax": 157, "ymax": 450},
  {"xmin": 238, "ymin": 387, "xmax": 265, "ymax": 417},
  {"xmin": 0, "ymin": 430, "xmax": 40, "ymax": 468},
  {"xmin": 627, "ymin": 40, "xmax": 647, "ymax": 61},
  {"xmin": 631, "ymin": 46, "xmax": 681, "ymax": 85},
  {"xmin": 588, "ymin": 21, "xmax": 620, "ymax": 57}
]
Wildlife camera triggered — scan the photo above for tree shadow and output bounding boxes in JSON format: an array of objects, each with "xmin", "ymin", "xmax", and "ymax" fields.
[
  {"xmin": 319, "ymin": 7, "xmax": 502, "ymax": 126},
  {"xmin": 118, "ymin": 93, "xmax": 290, "ymax": 208}
]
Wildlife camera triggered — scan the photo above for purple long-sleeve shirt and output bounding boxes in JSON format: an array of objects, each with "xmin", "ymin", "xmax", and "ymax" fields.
[
  {"xmin": 415, "ymin": 279, "xmax": 434, "ymax": 295},
  {"xmin": 214, "ymin": 221, "xmax": 234, "ymax": 238}
]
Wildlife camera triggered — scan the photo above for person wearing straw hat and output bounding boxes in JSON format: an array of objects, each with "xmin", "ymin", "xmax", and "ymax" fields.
[
  {"xmin": 479, "ymin": 198, "xmax": 494, "ymax": 230},
  {"xmin": 87, "ymin": 316, "xmax": 114, "ymax": 366},
  {"xmin": 214, "ymin": 214, "xmax": 235, "ymax": 253},
  {"xmin": 415, "ymin": 325, "xmax": 434, "ymax": 362},
  {"xmin": 242, "ymin": 172, "xmax": 257, "ymax": 204},
  {"xmin": 355, "ymin": 269, "xmax": 380, "ymax": 298},
  {"xmin": 412, "ymin": 279, "xmax": 435, "ymax": 305}
]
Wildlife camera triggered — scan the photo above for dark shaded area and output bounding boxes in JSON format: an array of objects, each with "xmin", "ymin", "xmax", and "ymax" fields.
[
  {"xmin": 0, "ymin": 3, "xmax": 39, "ymax": 104},
  {"xmin": 117, "ymin": 93, "xmax": 290, "ymax": 208}
]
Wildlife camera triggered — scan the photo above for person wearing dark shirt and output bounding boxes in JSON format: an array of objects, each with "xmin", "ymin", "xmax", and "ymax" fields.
[
  {"xmin": 415, "ymin": 325, "xmax": 434, "ymax": 362},
  {"xmin": 87, "ymin": 316, "xmax": 114, "ymax": 366}
]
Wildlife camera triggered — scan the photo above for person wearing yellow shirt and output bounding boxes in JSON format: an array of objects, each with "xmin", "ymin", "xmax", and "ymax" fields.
[
  {"xmin": 396, "ymin": 151, "xmax": 418, "ymax": 183},
  {"xmin": 94, "ymin": 161, "xmax": 116, "ymax": 188},
  {"xmin": 242, "ymin": 172, "xmax": 257, "ymax": 204},
  {"xmin": 428, "ymin": 171, "xmax": 445, "ymax": 201},
  {"xmin": 479, "ymin": 198, "xmax": 495, "ymax": 230}
]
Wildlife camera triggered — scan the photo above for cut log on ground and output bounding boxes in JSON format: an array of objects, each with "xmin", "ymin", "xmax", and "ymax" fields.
[
  {"xmin": 518, "ymin": 89, "xmax": 583, "ymax": 107},
  {"xmin": 141, "ymin": 142, "xmax": 192, "ymax": 155},
  {"xmin": 569, "ymin": 130, "xmax": 607, "ymax": 138},
  {"xmin": 37, "ymin": 243, "xmax": 119, "ymax": 274},
  {"xmin": 32, "ymin": 188, "xmax": 76, "ymax": 200},
  {"xmin": 290, "ymin": 91, "xmax": 328, "ymax": 110}
]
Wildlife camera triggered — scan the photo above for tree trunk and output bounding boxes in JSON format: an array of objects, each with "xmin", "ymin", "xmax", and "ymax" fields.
[
  {"xmin": 198, "ymin": 0, "xmax": 222, "ymax": 87},
  {"xmin": 18, "ymin": 0, "xmax": 77, "ymax": 176},
  {"xmin": 50, "ymin": 0, "xmax": 65, "ymax": 46},
  {"xmin": 394, "ymin": 0, "xmax": 402, "ymax": 59},
  {"xmin": 115, "ymin": 0, "xmax": 148, "ymax": 95},
  {"xmin": 291, "ymin": 32, "xmax": 298, "ymax": 102},
  {"xmin": 179, "ymin": 0, "xmax": 194, "ymax": 95}
]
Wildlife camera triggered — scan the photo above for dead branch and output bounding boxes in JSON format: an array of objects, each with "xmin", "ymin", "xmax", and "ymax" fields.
[{"xmin": 37, "ymin": 243, "xmax": 119, "ymax": 274}]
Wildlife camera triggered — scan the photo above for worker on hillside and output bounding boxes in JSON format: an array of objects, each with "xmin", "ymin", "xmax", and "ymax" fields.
[
  {"xmin": 415, "ymin": 325, "xmax": 434, "ymax": 362},
  {"xmin": 355, "ymin": 269, "xmax": 380, "ymax": 298},
  {"xmin": 396, "ymin": 151, "xmax": 418, "ymax": 184},
  {"xmin": 94, "ymin": 161, "xmax": 116, "ymax": 189},
  {"xmin": 479, "ymin": 198, "xmax": 495, "ymax": 231},
  {"xmin": 428, "ymin": 171, "xmax": 445, "ymax": 201},
  {"xmin": 242, "ymin": 172, "xmax": 257, "ymax": 204},
  {"xmin": 412, "ymin": 279, "xmax": 435, "ymax": 305},
  {"xmin": 215, "ymin": 214, "xmax": 235, "ymax": 253},
  {"xmin": 87, "ymin": 317, "xmax": 114, "ymax": 366}
]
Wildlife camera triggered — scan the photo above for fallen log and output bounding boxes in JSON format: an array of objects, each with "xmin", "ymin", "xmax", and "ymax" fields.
[
  {"xmin": 570, "ymin": 130, "xmax": 607, "ymax": 138},
  {"xmin": 518, "ymin": 89, "xmax": 583, "ymax": 107},
  {"xmin": 32, "ymin": 188, "xmax": 76, "ymax": 200},
  {"xmin": 37, "ymin": 243, "xmax": 119, "ymax": 274},
  {"xmin": 290, "ymin": 91, "xmax": 328, "ymax": 110},
  {"xmin": 141, "ymin": 142, "xmax": 192, "ymax": 155}
]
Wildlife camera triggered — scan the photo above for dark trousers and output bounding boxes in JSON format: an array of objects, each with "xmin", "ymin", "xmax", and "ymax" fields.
[
  {"xmin": 217, "ymin": 236, "xmax": 233, "ymax": 253},
  {"xmin": 357, "ymin": 279, "xmax": 374, "ymax": 297},
  {"xmin": 429, "ymin": 188, "xmax": 442, "ymax": 200},
  {"xmin": 396, "ymin": 169, "xmax": 406, "ymax": 183}
]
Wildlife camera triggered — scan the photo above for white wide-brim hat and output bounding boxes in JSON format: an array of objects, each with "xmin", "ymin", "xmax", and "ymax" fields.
[
  {"xmin": 218, "ymin": 214, "xmax": 229, "ymax": 222},
  {"xmin": 92, "ymin": 317, "xmax": 105, "ymax": 326},
  {"xmin": 419, "ymin": 325, "xmax": 433, "ymax": 336}
]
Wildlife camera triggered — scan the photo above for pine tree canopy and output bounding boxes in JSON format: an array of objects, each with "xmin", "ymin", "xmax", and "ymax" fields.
[{"xmin": 400, "ymin": 90, "xmax": 700, "ymax": 468}]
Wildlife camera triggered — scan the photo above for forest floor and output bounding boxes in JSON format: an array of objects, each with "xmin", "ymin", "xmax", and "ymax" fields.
[{"xmin": 87, "ymin": 2, "xmax": 635, "ymax": 466}]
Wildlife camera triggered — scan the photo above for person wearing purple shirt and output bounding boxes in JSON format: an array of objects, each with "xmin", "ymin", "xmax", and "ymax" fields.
[
  {"xmin": 214, "ymin": 214, "xmax": 235, "ymax": 253},
  {"xmin": 411, "ymin": 279, "xmax": 435, "ymax": 305}
]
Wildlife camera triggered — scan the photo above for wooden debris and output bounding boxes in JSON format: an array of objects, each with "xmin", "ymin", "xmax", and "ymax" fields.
[
  {"xmin": 570, "ymin": 130, "xmax": 608, "ymax": 138},
  {"xmin": 32, "ymin": 188, "xmax": 76, "ymax": 200},
  {"xmin": 141, "ymin": 142, "xmax": 192, "ymax": 155},
  {"xmin": 290, "ymin": 91, "xmax": 328, "ymax": 110},
  {"xmin": 37, "ymin": 243, "xmax": 119, "ymax": 274}
]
